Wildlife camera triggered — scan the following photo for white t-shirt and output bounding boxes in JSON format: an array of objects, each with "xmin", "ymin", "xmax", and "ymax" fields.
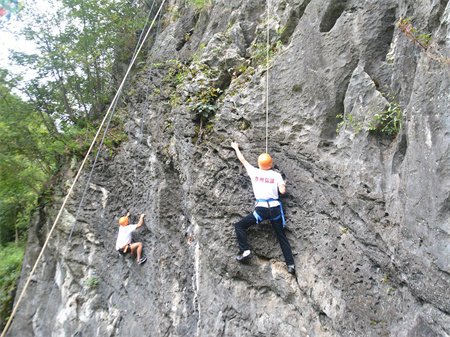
[
  {"xmin": 115, "ymin": 224, "xmax": 138, "ymax": 250},
  {"xmin": 245, "ymin": 164, "xmax": 284, "ymax": 207}
]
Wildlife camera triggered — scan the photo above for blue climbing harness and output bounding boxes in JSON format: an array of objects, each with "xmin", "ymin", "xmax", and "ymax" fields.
[{"xmin": 253, "ymin": 199, "xmax": 286, "ymax": 228}]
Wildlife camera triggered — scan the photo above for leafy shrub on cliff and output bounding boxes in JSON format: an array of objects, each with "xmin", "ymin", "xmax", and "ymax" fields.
[
  {"xmin": 187, "ymin": 86, "xmax": 222, "ymax": 121},
  {"xmin": 187, "ymin": 86, "xmax": 223, "ymax": 144},
  {"xmin": 250, "ymin": 41, "xmax": 283, "ymax": 68},
  {"xmin": 188, "ymin": 0, "xmax": 212, "ymax": 12},
  {"xmin": 367, "ymin": 99, "xmax": 402, "ymax": 135},
  {"xmin": 337, "ymin": 91, "xmax": 402, "ymax": 137},
  {"xmin": 398, "ymin": 17, "xmax": 450, "ymax": 67}
]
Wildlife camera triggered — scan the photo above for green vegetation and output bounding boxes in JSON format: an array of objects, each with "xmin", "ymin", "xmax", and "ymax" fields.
[
  {"xmin": 370, "ymin": 320, "xmax": 386, "ymax": 327},
  {"xmin": 0, "ymin": 243, "xmax": 24, "ymax": 297},
  {"xmin": 379, "ymin": 273, "xmax": 396, "ymax": 295},
  {"xmin": 188, "ymin": 0, "xmax": 212, "ymax": 13},
  {"xmin": 167, "ymin": 0, "xmax": 212, "ymax": 23},
  {"xmin": 86, "ymin": 277, "xmax": 99, "ymax": 290},
  {"xmin": 8, "ymin": 0, "xmax": 148, "ymax": 128},
  {"xmin": 0, "ymin": 242, "xmax": 25, "ymax": 328},
  {"xmin": 187, "ymin": 86, "xmax": 222, "ymax": 122},
  {"xmin": 0, "ymin": 0, "xmax": 144, "ymax": 241},
  {"xmin": 0, "ymin": 69, "xmax": 56, "ymax": 246},
  {"xmin": 161, "ymin": 53, "xmax": 223, "ymax": 144},
  {"xmin": 188, "ymin": 86, "xmax": 222, "ymax": 143},
  {"xmin": 336, "ymin": 91, "xmax": 402, "ymax": 137},
  {"xmin": 397, "ymin": 17, "xmax": 431, "ymax": 51},
  {"xmin": 336, "ymin": 113, "xmax": 363, "ymax": 134},
  {"xmin": 250, "ymin": 40, "xmax": 283, "ymax": 68},
  {"xmin": 398, "ymin": 17, "xmax": 449, "ymax": 67},
  {"xmin": 163, "ymin": 59, "xmax": 190, "ymax": 87},
  {"xmin": 367, "ymin": 99, "xmax": 402, "ymax": 135}
]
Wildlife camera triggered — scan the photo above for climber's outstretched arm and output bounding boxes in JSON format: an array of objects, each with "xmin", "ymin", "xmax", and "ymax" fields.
[
  {"xmin": 231, "ymin": 141, "xmax": 250, "ymax": 169},
  {"xmin": 136, "ymin": 213, "xmax": 146, "ymax": 228}
]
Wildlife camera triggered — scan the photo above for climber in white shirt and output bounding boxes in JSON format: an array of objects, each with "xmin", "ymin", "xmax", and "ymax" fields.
[
  {"xmin": 115, "ymin": 212, "xmax": 147, "ymax": 264},
  {"xmin": 231, "ymin": 141, "xmax": 295, "ymax": 274}
]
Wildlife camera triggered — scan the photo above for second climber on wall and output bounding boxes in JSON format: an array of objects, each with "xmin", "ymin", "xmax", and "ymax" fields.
[{"xmin": 115, "ymin": 212, "xmax": 147, "ymax": 264}]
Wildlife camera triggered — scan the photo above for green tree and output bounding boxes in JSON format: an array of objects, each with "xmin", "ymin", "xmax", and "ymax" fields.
[
  {"xmin": 0, "ymin": 69, "xmax": 58, "ymax": 245},
  {"xmin": 10, "ymin": 0, "xmax": 147, "ymax": 131},
  {"xmin": 0, "ymin": 0, "xmax": 148, "ymax": 244}
]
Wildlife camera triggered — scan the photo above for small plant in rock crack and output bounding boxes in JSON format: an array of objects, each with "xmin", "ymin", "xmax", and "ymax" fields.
[
  {"xmin": 336, "ymin": 113, "xmax": 364, "ymax": 134},
  {"xmin": 250, "ymin": 40, "xmax": 283, "ymax": 67},
  {"xmin": 276, "ymin": 26, "xmax": 286, "ymax": 35},
  {"xmin": 187, "ymin": 86, "xmax": 222, "ymax": 143},
  {"xmin": 386, "ymin": 286, "xmax": 395, "ymax": 295},
  {"xmin": 398, "ymin": 17, "xmax": 431, "ymax": 51},
  {"xmin": 187, "ymin": 86, "xmax": 222, "ymax": 119},
  {"xmin": 367, "ymin": 92, "xmax": 402, "ymax": 136},
  {"xmin": 398, "ymin": 17, "xmax": 450, "ymax": 67},
  {"xmin": 86, "ymin": 277, "xmax": 99, "ymax": 290},
  {"xmin": 192, "ymin": 43, "xmax": 206, "ymax": 63},
  {"xmin": 163, "ymin": 60, "xmax": 189, "ymax": 86},
  {"xmin": 188, "ymin": 0, "xmax": 212, "ymax": 13},
  {"xmin": 167, "ymin": 5, "xmax": 184, "ymax": 21},
  {"xmin": 336, "ymin": 90, "xmax": 402, "ymax": 137}
]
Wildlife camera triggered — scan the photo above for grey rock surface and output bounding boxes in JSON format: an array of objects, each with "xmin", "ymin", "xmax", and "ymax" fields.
[{"xmin": 7, "ymin": 0, "xmax": 450, "ymax": 336}]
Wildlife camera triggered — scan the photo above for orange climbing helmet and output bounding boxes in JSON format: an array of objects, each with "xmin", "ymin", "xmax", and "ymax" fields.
[
  {"xmin": 119, "ymin": 216, "xmax": 129, "ymax": 226},
  {"xmin": 258, "ymin": 153, "xmax": 273, "ymax": 170}
]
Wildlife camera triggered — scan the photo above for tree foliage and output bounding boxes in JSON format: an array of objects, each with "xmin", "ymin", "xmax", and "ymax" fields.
[
  {"xmin": 10, "ymin": 0, "xmax": 147, "ymax": 131},
  {"xmin": 0, "ymin": 69, "xmax": 57, "ymax": 245},
  {"xmin": 0, "ymin": 0, "xmax": 151, "ymax": 252},
  {"xmin": 0, "ymin": 0, "xmax": 147, "ymax": 246}
]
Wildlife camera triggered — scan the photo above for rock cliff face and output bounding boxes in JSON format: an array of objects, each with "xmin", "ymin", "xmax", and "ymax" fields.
[{"xmin": 7, "ymin": 0, "xmax": 450, "ymax": 336}]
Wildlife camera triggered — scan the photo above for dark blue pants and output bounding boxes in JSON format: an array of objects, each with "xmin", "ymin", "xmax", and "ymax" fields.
[{"xmin": 234, "ymin": 206, "xmax": 295, "ymax": 266}]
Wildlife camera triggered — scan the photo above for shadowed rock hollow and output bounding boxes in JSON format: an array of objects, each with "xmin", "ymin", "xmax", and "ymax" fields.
[{"xmin": 7, "ymin": 0, "xmax": 450, "ymax": 336}]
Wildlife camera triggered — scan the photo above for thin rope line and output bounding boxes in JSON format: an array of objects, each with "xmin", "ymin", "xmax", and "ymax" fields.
[
  {"xmin": 39, "ymin": 3, "xmax": 162, "ymax": 333},
  {"xmin": 37, "ymin": 93, "xmax": 121, "ymax": 335},
  {"xmin": 265, "ymin": 0, "xmax": 270, "ymax": 154},
  {"xmin": 131, "ymin": 8, "xmax": 162, "ymax": 213},
  {"xmin": 1, "ymin": 1, "xmax": 167, "ymax": 336},
  {"xmin": 129, "ymin": 0, "xmax": 158, "ymax": 214},
  {"xmin": 131, "ymin": 0, "xmax": 158, "ymax": 65}
]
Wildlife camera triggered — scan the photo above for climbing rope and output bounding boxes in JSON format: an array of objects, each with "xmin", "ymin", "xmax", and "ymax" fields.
[
  {"xmin": 1, "ymin": 1, "xmax": 167, "ymax": 336},
  {"xmin": 131, "ymin": 7, "xmax": 162, "ymax": 213},
  {"xmin": 38, "ymin": 93, "xmax": 120, "ymax": 335},
  {"xmin": 38, "ymin": 3, "xmax": 163, "ymax": 332},
  {"xmin": 265, "ymin": 0, "xmax": 270, "ymax": 154}
]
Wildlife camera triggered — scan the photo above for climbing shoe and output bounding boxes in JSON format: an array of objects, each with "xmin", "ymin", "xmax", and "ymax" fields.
[
  {"xmin": 236, "ymin": 250, "xmax": 253, "ymax": 262},
  {"xmin": 137, "ymin": 256, "xmax": 147, "ymax": 264},
  {"xmin": 287, "ymin": 265, "xmax": 295, "ymax": 275}
]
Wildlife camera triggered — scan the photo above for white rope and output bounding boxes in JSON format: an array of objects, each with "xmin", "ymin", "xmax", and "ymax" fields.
[
  {"xmin": 1, "ymin": 1, "xmax": 167, "ymax": 336},
  {"xmin": 265, "ymin": 0, "xmax": 270, "ymax": 154}
]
